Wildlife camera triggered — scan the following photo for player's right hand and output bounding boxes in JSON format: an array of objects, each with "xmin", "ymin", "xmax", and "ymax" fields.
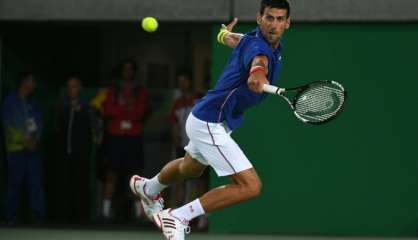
[{"xmin": 248, "ymin": 76, "xmax": 269, "ymax": 93}]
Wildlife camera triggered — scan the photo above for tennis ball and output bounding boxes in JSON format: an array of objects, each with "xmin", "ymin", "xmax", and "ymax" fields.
[{"xmin": 141, "ymin": 17, "xmax": 158, "ymax": 32}]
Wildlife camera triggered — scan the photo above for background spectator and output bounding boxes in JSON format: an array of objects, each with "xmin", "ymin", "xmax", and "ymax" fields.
[
  {"xmin": 55, "ymin": 76, "xmax": 92, "ymax": 224},
  {"xmin": 1, "ymin": 72, "xmax": 45, "ymax": 225},
  {"xmin": 102, "ymin": 59, "xmax": 149, "ymax": 221}
]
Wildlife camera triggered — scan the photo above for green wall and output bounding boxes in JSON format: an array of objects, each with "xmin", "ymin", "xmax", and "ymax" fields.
[{"xmin": 210, "ymin": 23, "xmax": 418, "ymax": 236}]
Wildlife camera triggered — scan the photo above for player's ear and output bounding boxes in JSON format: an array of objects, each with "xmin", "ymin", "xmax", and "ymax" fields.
[
  {"xmin": 285, "ymin": 16, "xmax": 291, "ymax": 29},
  {"xmin": 256, "ymin": 13, "xmax": 262, "ymax": 25}
]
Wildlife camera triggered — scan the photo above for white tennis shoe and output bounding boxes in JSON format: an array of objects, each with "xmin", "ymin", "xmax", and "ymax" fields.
[
  {"xmin": 129, "ymin": 175, "xmax": 164, "ymax": 221},
  {"xmin": 153, "ymin": 209, "xmax": 190, "ymax": 240}
]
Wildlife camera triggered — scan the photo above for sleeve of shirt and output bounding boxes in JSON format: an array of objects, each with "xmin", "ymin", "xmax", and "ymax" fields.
[{"xmin": 241, "ymin": 38, "xmax": 271, "ymax": 70}]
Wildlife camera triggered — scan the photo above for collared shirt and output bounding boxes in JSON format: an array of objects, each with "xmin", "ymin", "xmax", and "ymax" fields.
[{"xmin": 192, "ymin": 27, "xmax": 284, "ymax": 130}]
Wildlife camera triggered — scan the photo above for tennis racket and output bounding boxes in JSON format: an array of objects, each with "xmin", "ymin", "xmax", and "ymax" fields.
[{"xmin": 263, "ymin": 80, "xmax": 347, "ymax": 125}]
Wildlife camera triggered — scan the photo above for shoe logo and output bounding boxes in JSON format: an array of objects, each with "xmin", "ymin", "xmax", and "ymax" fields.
[{"xmin": 162, "ymin": 217, "xmax": 176, "ymax": 230}]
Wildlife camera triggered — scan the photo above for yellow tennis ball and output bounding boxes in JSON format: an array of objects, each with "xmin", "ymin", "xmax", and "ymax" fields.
[{"xmin": 141, "ymin": 17, "xmax": 158, "ymax": 32}]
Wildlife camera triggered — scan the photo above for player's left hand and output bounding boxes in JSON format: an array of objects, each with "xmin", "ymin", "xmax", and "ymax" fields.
[
  {"xmin": 222, "ymin": 17, "xmax": 238, "ymax": 32},
  {"xmin": 218, "ymin": 18, "xmax": 243, "ymax": 49}
]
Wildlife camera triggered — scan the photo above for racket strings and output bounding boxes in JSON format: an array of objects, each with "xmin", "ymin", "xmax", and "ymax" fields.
[
  {"xmin": 295, "ymin": 85, "xmax": 345, "ymax": 122},
  {"xmin": 298, "ymin": 88, "xmax": 344, "ymax": 111},
  {"xmin": 297, "ymin": 90, "xmax": 344, "ymax": 113}
]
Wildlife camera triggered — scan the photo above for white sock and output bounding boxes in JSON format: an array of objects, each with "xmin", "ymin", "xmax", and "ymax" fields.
[
  {"xmin": 171, "ymin": 199, "xmax": 205, "ymax": 223},
  {"xmin": 103, "ymin": 199, "xmax": 112, "ymax": 218},
  {"xmin": 145, "ymin": 174, "xmax": 168, "ymax": 198}
]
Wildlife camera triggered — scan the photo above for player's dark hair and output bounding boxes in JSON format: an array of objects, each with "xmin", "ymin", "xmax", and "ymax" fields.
[{"xmin": 259, "ymin": 0, "xmax": 290, "ymax": 17}]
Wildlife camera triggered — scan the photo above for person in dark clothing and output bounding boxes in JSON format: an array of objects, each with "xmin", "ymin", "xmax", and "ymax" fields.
[{"xmin": 55, "ymin": 76, "xmax": 92, "ymax": 223}]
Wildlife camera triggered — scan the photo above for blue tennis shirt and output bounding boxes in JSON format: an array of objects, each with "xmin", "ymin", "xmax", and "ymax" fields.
[{"xmin": 192, "ymin": 27, "xmax": 284, "ymax": 130}]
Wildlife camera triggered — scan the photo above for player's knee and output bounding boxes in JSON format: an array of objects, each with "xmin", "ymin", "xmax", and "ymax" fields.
[
  {"xmin": 237, "ymin": 178, "xmax": 262, "ymax": 201},
  {"xmin": 246, "ymin": 180, "xmax": 262, "ymax": 199},
  {"xmin": 178, "ymin": 160, "xmax": 189, "ymax": 176}
]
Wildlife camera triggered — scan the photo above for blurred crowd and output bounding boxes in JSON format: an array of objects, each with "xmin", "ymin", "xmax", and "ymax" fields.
[{"xmin": 0, "ymin": 59, "xmax": 209, "ymax": 230}]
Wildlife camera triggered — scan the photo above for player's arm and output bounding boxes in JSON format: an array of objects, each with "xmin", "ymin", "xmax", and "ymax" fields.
[
  {"xmin": 217, "ymin": 18, "xmax": 244, "ymax": 49},
  {"xmin": 247, "ymin": 55, "xmax": 269, "ymax": 93}
]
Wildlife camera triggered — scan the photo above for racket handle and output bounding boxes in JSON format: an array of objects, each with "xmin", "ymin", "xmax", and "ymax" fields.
[{"xmin": 263, "ymin": 84, "xmax": 284, "ymax": 95}]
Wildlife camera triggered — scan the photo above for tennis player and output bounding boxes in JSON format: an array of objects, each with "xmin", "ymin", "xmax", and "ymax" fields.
[{"xmin": 130, "ymin": 0, "xmax": 290, "ymax": 238}]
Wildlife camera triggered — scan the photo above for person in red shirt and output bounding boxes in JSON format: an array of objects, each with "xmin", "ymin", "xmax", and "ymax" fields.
[{"xmin": 102, "ymin": 59, "xmax": 149, "ymax": 220}]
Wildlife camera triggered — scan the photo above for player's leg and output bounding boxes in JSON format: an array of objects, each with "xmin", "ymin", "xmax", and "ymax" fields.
[
  {"xmin": 190, "ymin": 170, "xmax": 210, "ymax": 230},
  {"xmin": 157, "ymin": 152, "xmax": 207, "ymax": 187},
  {"xmin": 199, "ymin": 167, "xmax": 261, "ymax": 212},
  {"xmin": 145, "ymin": 140, "xmax": 208, "ymax": 198},
  {"xmin": 138, "ymin": 113, "xmax": 210, "ymax": 201},
  {"xmin": 177, "ymin": 117, "xmax": 261, "ymax": 215},
  {"xmin": 130, "ymin": 151, "xmax": 207, "ymax": 221},
  {"xmin": 153, "ymin": 163, "xmax": 260, "ymax": 240},
  {"xmin": 169, "ymin": 147, "xmax": 189, "ymax": 208},
  {"xmin": 150, "ymin": 154, "xmax": 208, "ymax": 239},
  {"xmin": 153, "ymin": 115, "xmax": 260, "ymax": 240},
  {"xmin": 130, "ymin": 153, "xmax": 206, "ymax": 200},
  {"xmin": 165, "ymin": 167, "xmax": 260, "ymax": 224}
]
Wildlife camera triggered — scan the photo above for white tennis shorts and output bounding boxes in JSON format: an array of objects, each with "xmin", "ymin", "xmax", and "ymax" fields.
[{"xmin": 184, "ymin": 113, "xmax": 253, "ymax": 176}]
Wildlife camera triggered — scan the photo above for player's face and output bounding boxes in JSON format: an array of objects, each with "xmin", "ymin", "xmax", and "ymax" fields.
[{"xmin": 257, "ymin": 7, "xmax": 290, "ymax": 48}]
